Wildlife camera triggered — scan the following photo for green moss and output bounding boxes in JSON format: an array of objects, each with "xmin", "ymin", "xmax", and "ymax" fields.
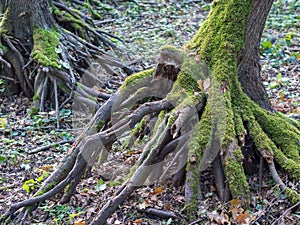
[
  {"xmin": 51, "ymin": 6, "xmax": 62, "ymax": 16},
  {"xmin": 152, "ymin": 110, "xmax": 167, "ymax": 135},
  {"xmin": 159, "ymin": 44, "xmax": 182, "ymax": 53},
  {"xmin": 120, "ymin": 68, "xmax": 154, "ymax": 92},
  {"xmin": 253, "ymin": 104, "xmax": 300, "ymax": 163},
  {"xmin": 30, "ymin": 107, "xmax": 40, "ymax": 117},
  {"xmin": 35, "ymin": 181, "xmax": 57, "ymax": 196},
  {"xmin": 242, "ymin": 103, "xmax": 274, "ymax": 162},
  {"xmin": 285, "ymin": 188, "xmax": 300, "ymax": 204},
  {"xmin": 225, "ymin": 155, "xmax": 249, "ymax": 199},
  {"xmin": 167, "ymin": 113, "xmax": 178, "ymax": 127},
  {"xmin": 0, "ymin": 6, "xmax": 11, "ymax": 33},
  {"xmin": 277, "ymin": 112, "xmax": 300, "ymax": 129},
  {"xmin": 122, "ymin": 118, "xmax": 145, "ymax": 150},
  {"xmin": 273, "ymin": 145, "xmax": 300, "ymax": 180},
  {"xmin": 184, "ymin": 103, "xmax": 212, "ymax": 216},
  {"xmin": 33, "ymin": 28, "xmax": 60, "ymax": 68},
  {"xmin": 32, "ymin": 94, "xmax": 40, "ymax": 101},
  {"xmin": 62, "ymin": 12, "xmax": 88, "ymax": 29},
  {"xmin": 233, "ymin": 109, "xmax": 245, "ymax": 138},
  {"xmin": 96, "ymin": 119, "xmax": 105, "ymax": 131},
  {"xmin": 83, "ymin": 1, "xmax": 102, "ymax": 20},
  {"xmin": 127, "ymin": 165, "xmax": 137, "ymax": 180},
  {"xmin": 0, "ymin": 41, "xmax": 8, "ymax": 53},
  {"xmin": 188, "ymin": 0, "xmax": 252, "ymax": 72}
]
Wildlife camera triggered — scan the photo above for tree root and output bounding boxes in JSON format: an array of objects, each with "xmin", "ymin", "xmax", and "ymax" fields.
[
  {"xmin": 2, "ymin": 47, "xmax": 300, "ymax": 224},
  {"xmin": 0, "ymin": 0, "xmax": 135, "ymax": 114}
]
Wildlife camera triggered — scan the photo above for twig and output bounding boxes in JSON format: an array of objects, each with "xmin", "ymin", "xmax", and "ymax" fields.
[
  {"xmin": 259, "ymin": 155, "xmax": 264, "ymax": 193},
  {"xmin": 142, "ymin": 207, "xmax": 179, "ymax": 219},
  {"xmin": 0, "ymin": 75, "xmax": 17, "ymax": 82},
  {"xmin": 271, "ymin": 200, "xmax": 300, "ymax": 225},
  {"xmin": 53, "ymin": 77, "xmax": 60, "ymax": 129},
  {"xmin": 189, "ymin": 218, "xmax": 204, "ymax": 225},
  {"xmin": 28, "ymin": 139, "xmax": 74, "ymax": 154}
]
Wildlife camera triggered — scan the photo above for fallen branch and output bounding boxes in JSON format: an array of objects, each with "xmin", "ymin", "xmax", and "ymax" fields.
[
  {"xmin": 142, "ymin": 207, "xmax": 179, "ymax": 219},
  {"xmin": 28, "ymin": 139, "xmax": 74, "ymax": 154},
  {"xmin": 271, "ymin": 200, "xmax": 300, "ymax": 225}
]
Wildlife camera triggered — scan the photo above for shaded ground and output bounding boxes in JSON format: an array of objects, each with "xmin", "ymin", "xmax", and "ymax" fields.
[{"xmin": 0, "ymin": 0, "xmax": 299, "ymax": 224}]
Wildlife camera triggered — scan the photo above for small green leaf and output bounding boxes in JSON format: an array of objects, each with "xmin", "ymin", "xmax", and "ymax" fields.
[
  {"xmin": 37, "ymin": 175, "xmax": 44, "ymax": 182},
  {"xmin": 269, "ymin": 82, "xmax": 279, "ymax": 89},
  {"xmin": 22, "ymin": 179, "xmax": 36, "ymax": 193},
  {"xmin": 0, "ymin": 155, "xmax": 6, "ymax": 164}
]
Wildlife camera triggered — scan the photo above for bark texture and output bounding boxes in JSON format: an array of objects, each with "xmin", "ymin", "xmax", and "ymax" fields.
[
  {"xmin": 1, "ymin": 0, "xmax": 54, "ymax": 47},
  {"xmin": 238, "ymin": 0, "xmax": 274, "ymax": 112}
]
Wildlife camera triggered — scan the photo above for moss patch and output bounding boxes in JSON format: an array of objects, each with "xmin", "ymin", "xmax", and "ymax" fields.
[
  {"xmin": 33, "ymin": 28, "xmax": 60, "ymax": 68},
  {"xmin": 120, "ymin": 68, "xmax": 154, "ymax": 92}
]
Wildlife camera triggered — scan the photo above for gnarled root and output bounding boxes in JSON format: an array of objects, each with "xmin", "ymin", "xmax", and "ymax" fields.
[{"xmin": 1, "ymin": 48, "xmax": 300, "ymax": 224}]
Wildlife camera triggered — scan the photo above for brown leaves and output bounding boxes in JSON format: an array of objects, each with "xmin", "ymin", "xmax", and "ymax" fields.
[
  {"xmin": 230, "ymin": 199, "xmax": 243, "ymax": 220},
  {"xmin": 155, "ymin": 187, "xmax": 163, "ymax": 195},
  {"xmin": 208, "ymin": 211, "xmax": 230, "ymax": 224},
  {"xmin": 208, "ymin": 199, "xmax": 255, "ymax": 225},
  {"xmin": 197, "ymin": 78, "xmax": 211, "ymax": 94},
  {"xmin": 74, "ymin": 220, "xmax": 85, "ymax": 225},
  {"xmin": 229, "ymin": 199, "xmax": 254, "ymax": 225}
]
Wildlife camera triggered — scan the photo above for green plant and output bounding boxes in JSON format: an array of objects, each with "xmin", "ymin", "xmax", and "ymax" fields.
[
  {"xmin": 40, "ymin": 203, "xmax": 82, "ymax": 224},
  {"xmin": 260, "ymin": 33, "xmax": 299, "ymax": 67}
]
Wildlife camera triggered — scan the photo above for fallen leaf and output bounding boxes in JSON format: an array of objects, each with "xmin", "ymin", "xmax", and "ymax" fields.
[
  {"xmin": 139, "ymin": 199, "xmax": 152, "ymax": 209},
  {"xmin": 155, "ymin": 187, "xmax": 163, "ymax": 195},
  {"xmin": 230, "ymin": 199, "xmax": 244, "ymax": 220},
  {"xmin": 197, "ymin": 80, "xmax": 203, "ymax": 90},
  {"xmin": 134, "ymin": 219, "xmax": 143, "ymax": 224},
  {"xmin": 203, "ymin": 78, "xmax": 210, "ymax": 93},
  {"xmin": 237, "ymin": 211, "xmax": 250, "ymax": 225},
  {"xmin": 74, "ymin": 220, "xmax": 85, "ymax": 225}
]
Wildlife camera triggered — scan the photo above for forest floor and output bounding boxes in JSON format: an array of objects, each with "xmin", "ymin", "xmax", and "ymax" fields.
[{"xmin": 0, "ymin": 0, "xmax": 300, "ymax": 225}]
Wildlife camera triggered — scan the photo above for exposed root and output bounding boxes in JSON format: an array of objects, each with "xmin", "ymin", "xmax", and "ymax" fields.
[
  {"xmin": 1, "ymin": 1, "xmax": 300, "ymax": 223},
  {"xmin": 0, "ymin": 0, "xmax": 136, "ymax": 114}
]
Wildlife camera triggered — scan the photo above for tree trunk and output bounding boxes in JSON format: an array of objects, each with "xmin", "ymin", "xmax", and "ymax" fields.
[
  {"xmin": 1, "ymin": 0, "xmax": 54, "ymax": 47},
  {"xmin": 1, "ymin": 0, "xmax": 300, "ymax": 224},
  {"xmin": 0, "ymin": 0, "xmax": 132, "ymax": 111},
  {"xmin": 0, "ymin": 0, "xmax": 55, "ymax": 97},
  {"xmin": 238, "ymin": 0, "xmax": 274, "ymax": 112}
]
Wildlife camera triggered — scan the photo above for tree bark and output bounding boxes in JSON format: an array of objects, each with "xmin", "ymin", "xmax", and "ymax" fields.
[
  {"xmin": 238, "ymin": 0, "xmax": 274, "ymax": 112},
  {"xmin": 1, "ymin": 0, "xmax": 55, "ymax": 47}
]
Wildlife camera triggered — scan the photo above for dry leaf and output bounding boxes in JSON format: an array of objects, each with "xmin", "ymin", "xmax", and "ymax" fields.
[
  {"xmin": 134, "ymin": 219, "xmax": 143, "ymax": 224},
  {"xmin": 74, "ymin": 220, "xmax": 85, "ymax": 225},
  {"xmin": 279, "ymin": 92, "xmax": 284, "ymax": 100},
  {"xmin": 150, "ymin": 193, "xmax": 158, "ymax": 201},
  {"xmin": 237, "ymin": 211, "xmax": 250, "ymax": 225},
  {"xmin": 155, "ymin": 187, "xmax": 163, "ymax": 195},
  {"xmin": 208, "ymin": 211, "xmax": 230, "ymax": 225},
  {"xmin": 230, "ymin": 199, "xmax": 242, "ymax": 208},
  {"xmin": 230, "ymin": 199, "xmax": 244, "ymax": 220},
  {"xmin": 197, "ymin": 80, "xmax": 203, "ymax": 91},
  {"xmin": 41, "ymin": 165, "xmax": 53, "ymax": 171},
  {"xmin": 203, "ymin": 78, "xmax": 210, "ymax": 93},
  {"xmin": 164, "ymin": 203, "xmax": 172, "ymax": 211},
  {"xmin": 139, "ymin": 199, "xmax": 152, "ymax": 209}
]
